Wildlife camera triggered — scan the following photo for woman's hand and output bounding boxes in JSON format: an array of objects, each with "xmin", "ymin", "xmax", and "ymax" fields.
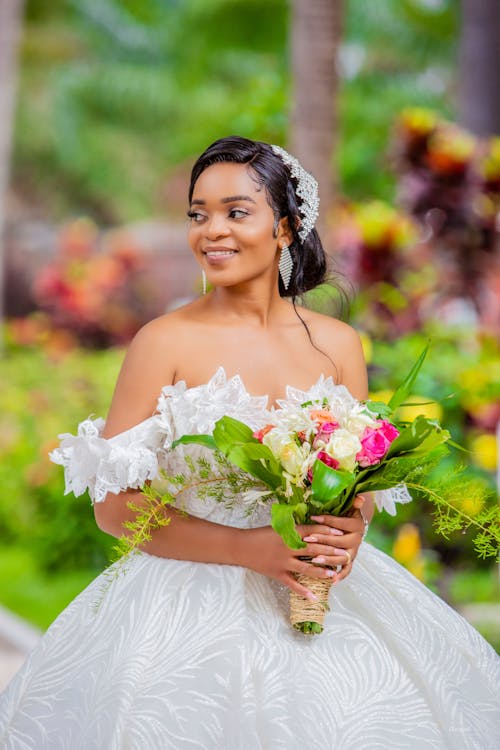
[
  {"xmin": 304, "ymin": 494, "xmax": 367, "ymax": 584},
  {"xmin": 239, "ymin": 495, "xmax": 367, "ymax": 600}
]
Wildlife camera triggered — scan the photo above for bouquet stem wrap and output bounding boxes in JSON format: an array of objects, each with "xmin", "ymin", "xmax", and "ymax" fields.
[{"xmin": 290, "ymin": 575, "xmax": 332, "ymax": 634}]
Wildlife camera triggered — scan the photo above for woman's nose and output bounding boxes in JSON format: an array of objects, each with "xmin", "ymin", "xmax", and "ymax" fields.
[{"xmin": 204, "ymin": 213, "xmax": 230, "ymax": 239}]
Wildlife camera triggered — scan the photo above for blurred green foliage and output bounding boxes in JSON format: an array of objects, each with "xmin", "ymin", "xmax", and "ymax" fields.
[
  {"xmin": 15, "ymin": 0, "xmax": 458, "ymax": 220},
  {"xmin": 0, "ymin": 339, "xmax": 119, "ymax": 572}
]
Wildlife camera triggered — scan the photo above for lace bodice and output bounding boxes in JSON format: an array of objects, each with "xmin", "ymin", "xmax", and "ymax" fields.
[{"xmin": 49, "ymin": 366, "xmax": 411, "ymax": 527}]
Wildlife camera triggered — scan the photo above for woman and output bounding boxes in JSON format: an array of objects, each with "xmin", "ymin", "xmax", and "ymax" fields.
[{"xmin": 0, "ymin": 136, "xmax": 499, "ymax": 749}]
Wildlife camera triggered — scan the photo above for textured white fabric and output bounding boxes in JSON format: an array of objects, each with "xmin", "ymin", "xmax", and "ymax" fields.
[
  {"xmin": 49, "ymin": 415, "xmax": 169, "ymax": 504},
  {"xmin": 48, "ymin": 367, "xmax": 410, "ymax": 516},
  {"xmin": 1, "ymin": 368, "xmax": 499, "ymax": 749}
]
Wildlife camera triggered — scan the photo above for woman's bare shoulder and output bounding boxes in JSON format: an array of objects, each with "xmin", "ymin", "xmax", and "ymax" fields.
[
  {"xmin": 294, "ymin": 306, "xmax": 368, "ymax": 399},
  {"xmin": 132, "ymin": 298, "xmax": 205, "ymax": 344},
  {"xmin": 101, "ymin": 302, "xmax": 204, "ymax": 438},
  {"xmin": 295, "ymin": 305, "xmax": 362, "ymax": 348}
]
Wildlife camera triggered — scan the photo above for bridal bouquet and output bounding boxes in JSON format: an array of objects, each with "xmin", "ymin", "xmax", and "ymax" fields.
[
  {"xmin": 168, "ymin": 347, "xmax": 496, "ymax": 635},
  {"xmin": 115, "ymin": 348, "xmax": 499, "ymax": 635}
]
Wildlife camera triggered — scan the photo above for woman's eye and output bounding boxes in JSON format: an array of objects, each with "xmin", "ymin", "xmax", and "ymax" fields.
[
  {"xmin": 229, "ymin": 208, "xmax": 249, "ymax": 219},
  {"xmin": 187, "ymin": 210, "xmax": 205, "ymax": 223}
]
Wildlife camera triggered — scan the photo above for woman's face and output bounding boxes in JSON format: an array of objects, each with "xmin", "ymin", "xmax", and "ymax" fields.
[{"xmin": 188, "ymin": 161, "xmax": 285, "ymax": 289}]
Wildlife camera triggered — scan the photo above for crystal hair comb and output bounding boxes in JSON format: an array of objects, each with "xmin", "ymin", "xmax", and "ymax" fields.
[{"xmin": 271, "ymin": 144, "xmax": 320, "ymax": 242}]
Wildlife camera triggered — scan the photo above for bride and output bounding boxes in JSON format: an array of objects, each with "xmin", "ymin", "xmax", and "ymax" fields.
[{"xmin": 0, "ymin": 136, "xmax": 499, "ymax": 749}]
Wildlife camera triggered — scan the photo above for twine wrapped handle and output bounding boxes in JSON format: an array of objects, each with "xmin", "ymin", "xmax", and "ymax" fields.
[
  {"xmin": 290, "ymin": 576, "xmax": 333, "ymax": 634},
  {"xmin": 289, "ymin": 506, "xmax": 360, "ymax": 634}
]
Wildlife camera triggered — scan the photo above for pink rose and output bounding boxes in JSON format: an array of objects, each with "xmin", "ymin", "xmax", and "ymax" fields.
[
  {"xmin": 313, "ymin": 421, "xmax": 339, "ymax": 449},
  {"xmin": 317, "ymin": 451, "xmax": 340, "ymax": 469},
  {"xmin": 376, "ymin": 419, "xmax": 400, "ymax": 443},
  {"xmin": 318, "ymin": 421, "xmax": 339, "ymax": 437},
  {"xmin": 356, "ymin": 420, "xmax": 400, "ymax": 467},
  {"xmin": 356, "ymin": 428, "xmax": 391, "ymax": 467}
]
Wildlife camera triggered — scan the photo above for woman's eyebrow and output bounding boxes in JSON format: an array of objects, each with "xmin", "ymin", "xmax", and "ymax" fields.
[{"xmin": 190, "ymin": 195, "xmax": 257, "ymax": 206}]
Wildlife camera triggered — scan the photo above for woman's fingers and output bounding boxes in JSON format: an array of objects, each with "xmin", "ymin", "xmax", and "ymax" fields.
[
  {"xmin": 301, "ymin": 531, "xmax": 360, "ymax": 556},
  {"xmin": 281, "ymin": 572, "xmax": 322, "ymax": 600},
  {"xmin": 296, "ymin": 540, "xmax": 354, "ymax": 563},
  {"xmin": 288, "ymin": 556, "xmax": 340, "ymax": 581},
  {"xmin": 333, "ymin": 561, "xmax": 352, "ymax": 582},
  {"xmin": 310, "ymin": 514, "xmax": 364, "ymax": 534},
  {"xmin": 352, "ymin": 494, "xmax": 367, "ymax": 510}
]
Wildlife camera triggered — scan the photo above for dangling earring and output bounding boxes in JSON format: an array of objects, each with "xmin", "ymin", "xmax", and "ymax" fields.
[
  {"xmin": 201, "ymin": 269, "xmax": 207, "ymax": 295},
  {"xmin": 278, "ymin": 244, "xmax": 293, "ymax": 290}
]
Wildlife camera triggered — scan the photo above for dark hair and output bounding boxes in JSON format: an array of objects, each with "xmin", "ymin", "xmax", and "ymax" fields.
[{"xmin": 188, "ymin": 135, "xmax": 327, "ymax": 298}]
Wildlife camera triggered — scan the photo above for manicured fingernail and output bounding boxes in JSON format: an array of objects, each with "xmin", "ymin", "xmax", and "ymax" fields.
[
  {"xmin": 329, "ymin": 528, "xmax": 343, "ymax": 535},
  {"xmin": 311, "ymin": 516, "xmax": 324, "ymax": 522},
  {"xmin": 303, "ymin": 535, "xmax": 317, "ymax": 542},
  {"xmin": 312, "ymin": 556, "xmax": 326, "ymax": 563},
  {"xmin": 333, "ymin": 547, "xmax": 345, "ymax": 555},
  {"xmin": 306, "ymin": 591, "xmax": 318, "ymax": 601},
  {"xmin": 326, "ymin": 569, "xmax": 336, "ymax": 577}
]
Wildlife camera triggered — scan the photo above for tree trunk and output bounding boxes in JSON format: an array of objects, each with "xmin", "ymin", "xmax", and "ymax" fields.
[
  {"xmin": 458, "ymin": 0, "xmax": 500, "ymax": 137},
  {"xmin": 0, "ymin": 0, "xmax": 24, "ymax": 353},
  {"xmin": 290, "ymin": 0, "xmax": 343, "ymax": 236}
]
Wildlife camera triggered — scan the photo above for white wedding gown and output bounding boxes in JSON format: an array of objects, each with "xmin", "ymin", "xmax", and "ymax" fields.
[{"xmin": 1, "ymin": 368, "xmax": 499, "ymax": 749}]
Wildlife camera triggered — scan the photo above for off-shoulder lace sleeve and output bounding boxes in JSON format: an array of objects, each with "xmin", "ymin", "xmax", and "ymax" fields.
[
  {"xmin": 374, "ymin": 484, "xmax": 413, "ymax": 515},
  {"xmin": 49, "ymin": 414, "xmax": 171, "ymax": 504}
]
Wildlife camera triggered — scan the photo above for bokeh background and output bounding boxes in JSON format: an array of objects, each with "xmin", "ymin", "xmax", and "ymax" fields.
[{"xmin": 0, "ymin": 0, "xmax": 499, "ymax": 654}]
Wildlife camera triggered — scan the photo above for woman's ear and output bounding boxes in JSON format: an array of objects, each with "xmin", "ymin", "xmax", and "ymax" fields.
[{"xmin": 276, "ymin": 216, "xmax": 294, "ymax": 246}]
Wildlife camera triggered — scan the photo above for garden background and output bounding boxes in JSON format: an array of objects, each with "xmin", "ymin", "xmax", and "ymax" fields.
[{"xmin": 0, "ymin": 0, "xmax": 499, "ymax": 654}]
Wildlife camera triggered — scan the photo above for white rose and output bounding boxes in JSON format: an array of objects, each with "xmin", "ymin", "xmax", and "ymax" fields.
[
  {"xmin": 279, "ymin": 442, "xmax": 310, "ymax": 476},
  {"xmin": 325, "ymin": 428, "xmax": 362, "ymax": 472},
  {"xmin": 346, "ymin": 413, "xmax": 376, "ymax": 437},
  {"xmin": 274, "ymin": 410, "xmax": 315, "ymax": 435},
  {"xmin": 262, "ymin": 429, "xmax": 292, "ymax": 457}
]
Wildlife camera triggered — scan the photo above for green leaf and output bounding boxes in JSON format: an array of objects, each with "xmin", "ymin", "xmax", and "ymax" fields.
[
  {"xmin": 226, "ymin": 446, "xmax": 283, "ymax": 489},
  {"xmin": 237, "ymin": 442, "xmax": 281, "ymax": 472},
  {"xmin": 292, "ymin": 502, "xmax": 308, "ymax": 523},
  {"xmin": 387, "ymin": 415, "xmax": 449, "ymax": 458},
  {"xmin": 212, "ymin": 415, "xmax": 256, "ymax": 454},
  {"xmin": 171, "ymin": 434, "xmax": 216, "ymax": 450},
  {"xmin": 311, "ymin": 461, "xmax": 352, "ymax": 507},
  {"xmin": 388, "ymin": 342, "xmax": 430, "ymax": 412},
  {"xmin": 365, "ymin": 400, "xmax": 393, "ymax": 418},
  {"xmin": 271, "ymin": 503, "xmax": 306, "ymax": 549}
]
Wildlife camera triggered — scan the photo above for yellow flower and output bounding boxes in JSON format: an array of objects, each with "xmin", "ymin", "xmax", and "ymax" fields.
[
  {"xmin": 470, "ymin": 433, "xmax": 497, "ymax": 472},
  {"xmin": 393, "ymin": 523, "xmax": 421, "ymax": 564},
  {"xmin": 458, "ymin": 496, "xmax": 485, "ymax": 517},
  {"xmin": 397, "ymin": 395, "xmax": 442, "ymax": 423},
  {"xmin": 399, "ymin": 107, "xmax": 438, "ymax": 136}
]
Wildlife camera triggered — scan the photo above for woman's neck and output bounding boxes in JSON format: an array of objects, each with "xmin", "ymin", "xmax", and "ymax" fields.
[{"xmin": 206, "ymin": 282, "xmax": 290, "ymax": 328}]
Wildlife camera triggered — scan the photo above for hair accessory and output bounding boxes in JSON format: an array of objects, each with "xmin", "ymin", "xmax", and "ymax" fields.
[
  {"xmin": 278, "ymin": 244, "xmax": 293, "ymax": 289},
  {"xmin": 271, "ymin": 144, "xmax": 320, "ymax": 242}
]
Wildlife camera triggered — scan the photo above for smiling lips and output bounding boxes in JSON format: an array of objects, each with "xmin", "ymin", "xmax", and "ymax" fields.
[{"xmin": 203, "ymin": 246, "xmax": 238, "ymax": 262}]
